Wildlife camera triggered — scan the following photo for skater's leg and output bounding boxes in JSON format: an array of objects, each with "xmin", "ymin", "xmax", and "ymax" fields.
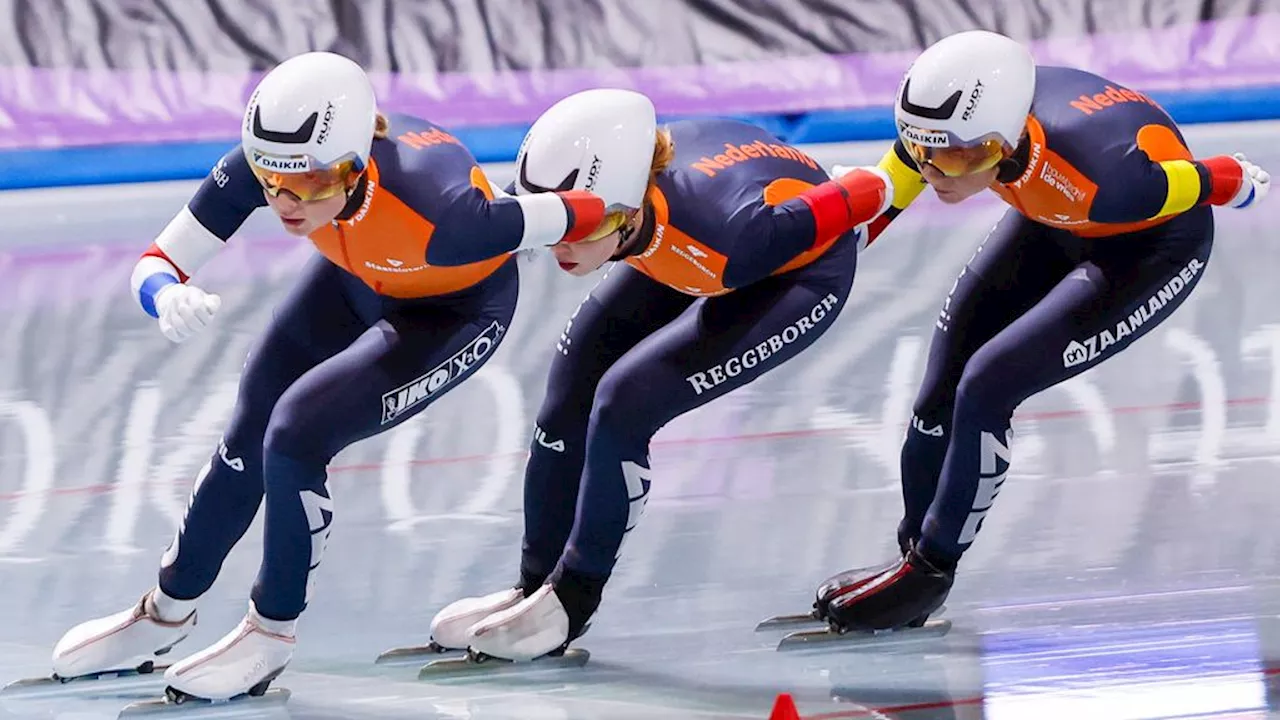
[
  {"xmin": 897, "ymin": 210, "xmax": 1070, "ymax": 550},
  {"xmin": 252, "ymin": 263, "xmax": 520, "ymax": 623},
  {"xmin": 470, "ymin": 238, "xmax": 858, "ymax": 661},
  {"xmin": 520, "ymin": 264, "xmax": 692, "ymax": 587},
  {"xmin": 166, "ymin": 265, "xmax": 520, "ymax": 700},
  {"xmin": 51, "ymin": 257, "xmax": 365, "ymax": 679},
  {"xmin": 918, "ymin": 211, "xmax": 1214, "ymax": 564},
  {"xmin": 828, "ymin": 209, "xmax": 1214, "ymax": 632},
  {"xmin": 427, "ymin": 264, "xmax": 690, "ymax": 652},
  {"xmin": 158, "ymin": 256, "xmax": 366, "ymax": 605}
]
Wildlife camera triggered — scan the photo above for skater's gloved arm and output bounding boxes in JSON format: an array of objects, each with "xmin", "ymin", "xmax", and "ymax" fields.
[
  {"xmin": 131, "ymin": 147, "xmax": 262, "ymax": 319},
  {"xmin": 856, "ymin": 142, "xmax": 929, "ymax": 247},
  {"xmin": 424, "ymin": 188, "xmax": 607, "ymax": 265},
  {"xmin": 387, "ymin": 142, "xmax": 606, "ymax": 267},
  {"xmin": 1090, "ymin": 128, "xmax": 1271, "ymax": 223},
  {"xmin": 721, "ymin": 145, "xmax": 919, "ymax": 288}
]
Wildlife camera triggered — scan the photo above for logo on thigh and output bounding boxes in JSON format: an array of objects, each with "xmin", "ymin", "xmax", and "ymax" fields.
[
  {"xmin": 684, "ymin": 293, "xmax": 840, "ymax": 396},
  {"xmin": 381, "ymin": 321, "xmax": 506, "ymax": 424},
  {"xmin": 1061, "ymin": 256, "xmax": 1204, "ymax": 369}
]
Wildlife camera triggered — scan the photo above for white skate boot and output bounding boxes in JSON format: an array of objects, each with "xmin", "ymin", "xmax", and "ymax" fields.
[
  {"xmin": 414, "ymin": 585, "xmax": 591, "ymax": 679},
  {"xmin": 468, "ymin": 584, "xmax": 570, "ymax": 662},
  {"xmin": 431, "ymin": 587, "xmax": 526, "ymax": 650},
  {"xmin": 374, "ymin": 587, "xmax": 524, "ymax": 664},
  {"xmin": 161, "ymin": 602, "xmax": 293, "ymax": 703},
  {"xmin": 49, "ymin": 589, "xmax": 196, "ymax": 682}
]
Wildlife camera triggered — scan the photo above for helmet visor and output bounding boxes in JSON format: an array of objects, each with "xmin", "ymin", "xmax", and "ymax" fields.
[
  {"xmin": 580, "ymin": 210, "xmax": 630, "ymax": 244},
  {"xmin": 246, "ymin": 150, "xmax": 362, "ymax": 202},
  {"xmin": 898, "ymin": 124, "xmax": 1010, "ymax": 178}
]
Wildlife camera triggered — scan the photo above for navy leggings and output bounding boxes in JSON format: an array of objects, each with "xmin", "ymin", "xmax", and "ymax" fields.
[
  {"xmin": 158, "ymin": 254, "xmax": 517, "ymax": 621},
  {"xmin": 520, "ymin": 234, "xmax": 857, "ymax": 584},
  {"xmin": 901, "ymin": 207, "xmax": 1214, "ymax": 565}
]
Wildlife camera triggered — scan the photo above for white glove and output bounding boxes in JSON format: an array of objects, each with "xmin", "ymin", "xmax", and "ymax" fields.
[
  {"xmin": 829, "ymin": 164, "xmax": 855, "ymax": 179},
  {"xmin": 1228, "ymin": 152, "xmax": 1270, "ymax": 209},
  {"xmin": 154, "ymin": 283, "xmax": 221, "ymax": 343}
]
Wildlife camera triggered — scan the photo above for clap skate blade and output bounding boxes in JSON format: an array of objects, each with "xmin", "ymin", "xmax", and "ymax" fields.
[
  {"xmin": 756, "ymin": 604, "xmax": 946, "ymax": 632},
  {"xmin": 375, "ymin": 640, "xmax": 460, "ymax": 664},
  {"xmin": 116, "ymin": 673, "xmax": 289, "ymax": 718},
  {"xmin": 2, "ymin": 661, "xmax": 171, "ymax": 698},
  {"xmin": 776, "ymin": 618, "xmax": 952, "ymax": 651},
  {"xmin": 754, "ymin": 611, "xmax": 820, "ymax": 631},
  {"xmin": 418, "ymin": 647, "xmax": 590, "ymax": 680}
]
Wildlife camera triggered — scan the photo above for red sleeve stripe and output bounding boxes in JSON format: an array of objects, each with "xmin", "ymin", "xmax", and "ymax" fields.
[
  {"xmin": 141, "ymin": 243, "xmax": 190, "ymax": 282},
  {"xmin": 796, "ymin": 182, "xmax": 855, "ymax": 248},
  {"xmin": 795, "ymin": 169, "xmax": 889, "ymax": 249},
  {"xmin": 1201, "ymin": 156, "xmax": 1244, "ymax": 207}
]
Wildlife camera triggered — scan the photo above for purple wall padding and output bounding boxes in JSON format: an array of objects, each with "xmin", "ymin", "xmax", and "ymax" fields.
[{"xmin": 2, "ymin": 14, "xmax": 1277, "ymax": 151}]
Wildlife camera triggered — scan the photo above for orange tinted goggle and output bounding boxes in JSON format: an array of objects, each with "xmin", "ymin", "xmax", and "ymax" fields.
[
  {"xmin": 902, "ymin": 134, "xmax": 1008, "ymax": 178},
  {"xmin": 580, "ymin": 211, "xmax": 630, "ymax": 244},
  {"xmin": 249, "ymin": 156, "xmax": 360, "ymax": 202}
]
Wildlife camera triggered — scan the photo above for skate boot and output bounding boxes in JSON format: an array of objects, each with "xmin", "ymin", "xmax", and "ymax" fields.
[
  {"xmin": 162, "ymin": 602, "xmax": 293, "ymax": 702},
  {"xmin": 466, "ymin": 568, "xmax": 603, "ymax": 662},
  {"xmin": 431, "ymin": 587, "xmax": 526, "ymax": 650},
  {"xmin": 51, "ymin": 589, "xmax": 197, "ymax": 681},
  {"xmin": 413, "ymin": 579, "xmax": 594, "ymax": 678},
  {"xmin": 374, "ymin": 586, "xmax": 526, "ymax": 664},
  {"xmin": 756, "ymin": 555, "xmax": 904, "ymax": 632},
  {"xmin": 826, "ymin": 542, "xmax": 954, "ymax": 632},
  {"xmin": 813, "ymin": 557, "xmax": 905, "ymax": 621}
]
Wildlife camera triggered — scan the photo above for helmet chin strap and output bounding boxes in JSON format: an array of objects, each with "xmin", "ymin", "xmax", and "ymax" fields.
[
  {"xmin": 334, "ymin": 172, "xmax": 371, "ymax": 221},
  {"xmin": 995, "ymin": 126, "xmax": 1033, "ymax": 184},
  {"xmin": 609, "ymin": 204, "xmax": 655, "ymax": 261}
]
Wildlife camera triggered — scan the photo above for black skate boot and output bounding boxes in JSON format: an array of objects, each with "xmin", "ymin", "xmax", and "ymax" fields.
[
  {"xmin": 813, "ymin": 557, "xmax": 904, "ymax": 621},
  {"xmin": 812, "ymin": 534, "xmax": 913, "ymax": 620},
  {"xmin": 826, "ymin": 542, "xmax": 954, "ymax": 632}
]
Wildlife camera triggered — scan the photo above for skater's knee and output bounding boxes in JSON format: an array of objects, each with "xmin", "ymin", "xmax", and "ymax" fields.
[
  {"xmin": 589, "ymin": 370, "xmax": 653, "ymax": 436},
  {"xmin": 262, "ymin": 400, "xmax": 334, "ymax": 464},
  {"xmin": 908, "ymin": 395, "xmax": 951, "ymax": 438},
  {"xmin": 540, "ymin": 360, "xmax": 604, "ymax": 426},
  {"xmin": 953, "ymin": 346, "xmax": 1024, "ymax": 417},
  {"xmin": 911, "ymin": 368, "xmax": 957, "ymax": 431},
  {"xmin": 535, "ymin": 386, "xmax": 591, "ymax": 439}
]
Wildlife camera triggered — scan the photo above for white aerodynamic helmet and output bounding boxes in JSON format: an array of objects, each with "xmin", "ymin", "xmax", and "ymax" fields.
[
  {"xmin": 895, "ymin": 30, "xmax": 1036, "ymax": 177},
  {"xmin": 241, "ymin": 51, "xmax": 378, "ymax": 200},
  {"xmin": 515, "ymin": 88, "xmax": 658, "ymax": 212}
]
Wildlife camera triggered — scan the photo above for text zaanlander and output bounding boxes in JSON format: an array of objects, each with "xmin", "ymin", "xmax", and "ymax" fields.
[
  {"xmin": 1062, "ymin": 257, "xmax": 1204, "ymax": 368},
  {"xmin": 686, "ymin": 293, "xmax": 840, "ymax": 395}
]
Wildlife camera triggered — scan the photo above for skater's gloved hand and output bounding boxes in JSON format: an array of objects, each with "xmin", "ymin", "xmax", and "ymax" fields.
[
  {"xmin": 154, "ymin": 282, "xmax": 221, "ymax": 344},
  {"xmin": 829, "ymin": 164, "xmax": 855, "ymax": 179},
  {"xmin": 1228, "ymin": 153, "xmax": 1270, "ymax": 209}
]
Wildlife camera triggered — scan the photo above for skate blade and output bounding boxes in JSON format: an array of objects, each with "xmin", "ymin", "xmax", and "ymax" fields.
[
  {"xmin": 2, "ymin": 664, "xmax": 172, "ymax": 698},
  {"xmin": 418, "ymin": 648, "xmax": 590, "ymax": 680},
  {"xmin": 756, "ymin": 604, "xmax": 947, "ymax": 632},
  {"xmin": 375, "ymin": 641, "xmax": 460, "ymax": 664},
  {"xmin": 776, "ymin": 619, "xmax": 952, "ymax": 651},
  {"xmin": 117, "ymin": 687, "xmax": 290, "ymax": 718},
  {"xmin": 754, "ymin": 612, "xmax": 820, "ymax": 631}
]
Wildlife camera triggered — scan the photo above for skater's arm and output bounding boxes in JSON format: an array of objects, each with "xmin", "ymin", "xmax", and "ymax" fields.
[
  {"xmin": 1089, "ymin": 129, "xmax": 1268, "ymax": 223},
  {"xmin": 720, "ymin": 158, "xmax": 898, "ymax": 288},
  {"xmin": 382, "ymin": 138, "xmax": 606, "ymax": 267},
  {"xmin": 863, "ymin": 142, "xmax": 929, "ymax": 244},
  {"xmin": 131, "ymin": 147, "xmax": 264, "ymax": 319}
]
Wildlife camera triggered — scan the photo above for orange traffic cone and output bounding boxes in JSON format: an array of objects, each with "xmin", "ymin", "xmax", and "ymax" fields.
[{"xmin": 769, "ymin": 692, "xmax": 801, "ymax": 720}]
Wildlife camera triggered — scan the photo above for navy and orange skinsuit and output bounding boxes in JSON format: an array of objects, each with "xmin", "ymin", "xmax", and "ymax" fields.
[
  {"xmin": 886, "ymin": 67, "xmax": 1242, "ymax": 568},
  {"xmin": 519, "ymin": 119, "xmax": 870, "ymax": 606},
  {"xmin": 151, "ymin": 114, "xmax": 541, "ymax": 622}
]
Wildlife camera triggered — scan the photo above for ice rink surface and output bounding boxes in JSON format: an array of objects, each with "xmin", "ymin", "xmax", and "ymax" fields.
[{"xmin": 1, "ymin": 123, "xmax": 1280, "ymax": 720}]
